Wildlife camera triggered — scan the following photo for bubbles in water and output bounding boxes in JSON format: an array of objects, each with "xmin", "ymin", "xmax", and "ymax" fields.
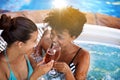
[
  {"xmin": 87, "ymin": 76, "xmax": 97, "ymax": 80},
  {"xmin": 102, "ymin": 74, "xmax": 114, "ymax": 80},
  {"xmin": 37, "ymin": 77, "xmax": 45, "ymax": 80}
]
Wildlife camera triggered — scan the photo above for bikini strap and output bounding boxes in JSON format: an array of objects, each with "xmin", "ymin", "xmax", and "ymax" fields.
[
  {"xmin": 69, "ymin": 48, "xmax": 82, "ymax": 65},
  {"xmin": 24, "ymin": 54, "xmax": 33, "ymax": 79},
  {"xmin": 4, "ymin": 50, "xmax": 12, "ymax": 71},
  {"xmin": 24, "ymin": 54, "xmax": 28, "ymax": 60}
]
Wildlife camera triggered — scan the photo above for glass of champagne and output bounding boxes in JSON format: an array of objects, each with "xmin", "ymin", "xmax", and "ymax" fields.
[{"xmin": 44, "ymin": 41, "xmax": 61, "ymax": 77}]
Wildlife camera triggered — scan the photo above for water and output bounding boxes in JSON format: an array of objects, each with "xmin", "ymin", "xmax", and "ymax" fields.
[
  {"xmin": 0, "ymin": 0, "xmax": 120, "ymax": 18},
  {"xmin": 37, "ymin": 72, "xmax": 65, "ymax": 80},
  {"xmin": 74, "ymin": 41, "xmax": 120, "ymax": 80}
]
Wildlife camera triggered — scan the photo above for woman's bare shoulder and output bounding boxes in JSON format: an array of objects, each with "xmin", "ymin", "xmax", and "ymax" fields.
[
  {"xmin": 0, "ymin": 60, "xmax": 8, "ymax": 80},
  {"xmin": 0, "ymin": 55, "xmax": 9, "ymax": 72},
  {"xmin": 77, "ymin": 48, "xmax": 90, "ymax": 62},
  {"xmin": 74, "ymin": 48, "xmax": 90, "ymax": 79},
  {"xmin": 0, "ymin": 71, "xmax": 7, "ymax": 80},
  {"xmin": 79, "ymin": 48, "xmax": 90, "ymax": 57}
]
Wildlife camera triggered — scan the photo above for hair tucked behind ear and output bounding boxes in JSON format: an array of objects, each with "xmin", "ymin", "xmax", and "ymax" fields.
[{"xmin": 0, "ymin": 14, "xmax": 37, "ymax": 47}]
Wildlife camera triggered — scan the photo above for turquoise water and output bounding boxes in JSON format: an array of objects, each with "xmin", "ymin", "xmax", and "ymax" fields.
[{"xmin": 75, "ymin": 41, "xmax": 120, "ymax": 80}]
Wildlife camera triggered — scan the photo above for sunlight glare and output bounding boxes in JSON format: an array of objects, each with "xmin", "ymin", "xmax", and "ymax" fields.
[{"xmin": 52, "ymin": 0, "xmax": 68, "ymax": 9}]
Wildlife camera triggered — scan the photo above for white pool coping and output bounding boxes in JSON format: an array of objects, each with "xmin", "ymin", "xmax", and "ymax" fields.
[
  {"xmin": 1, "ymin": 23, "xmax": 120, "ymax": 47},
  {"xmin": 75, "ymin": 24, "xmax": 120, "ymax": 46},
  {"xmin": 36, "ymin": 23, "xmax": 120, "ymax": 47}
]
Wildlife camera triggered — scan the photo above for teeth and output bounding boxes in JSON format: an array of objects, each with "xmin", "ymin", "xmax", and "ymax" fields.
[
  {"xmin": 53, "ymin": 49, "xmax": 56, "ymax": 54},
  {"xmin": 53, "ymin": 42, "xmax": 56, "ymax": 45}
]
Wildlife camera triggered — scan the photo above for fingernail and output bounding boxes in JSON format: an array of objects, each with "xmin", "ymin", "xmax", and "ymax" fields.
[{"xmin": 51, "ymin": 60, "xmax": 54, "ymax": 63}]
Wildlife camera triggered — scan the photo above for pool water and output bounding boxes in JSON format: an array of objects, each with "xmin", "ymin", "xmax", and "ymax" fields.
[
  {"xmin": 74, "ymin": 41, "xmax": 120, "ymax": 80},
  {"xmin": 0, "ymin": 0, "xmax": 120, "ymax": 18}
]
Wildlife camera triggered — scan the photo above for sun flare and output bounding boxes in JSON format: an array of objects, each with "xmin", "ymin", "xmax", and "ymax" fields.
[{"xmin": 52, "ymin": 0, "xmax": 68, "ymax": 9}]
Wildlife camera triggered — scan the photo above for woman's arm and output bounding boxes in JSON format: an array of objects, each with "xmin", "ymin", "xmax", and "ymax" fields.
[{"xmin": 75, "ymin": 50, "xmax": 90, "ymax": 80}]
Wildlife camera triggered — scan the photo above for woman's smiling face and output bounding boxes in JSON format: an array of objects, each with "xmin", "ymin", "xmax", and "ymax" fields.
[{"xmin": 50, "ymin": 29, "xmax": 75, "ymax": 49}]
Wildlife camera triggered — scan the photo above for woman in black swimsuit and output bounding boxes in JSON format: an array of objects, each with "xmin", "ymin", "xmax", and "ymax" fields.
[{"xmin": 44, "ymin": 7, "xmax": 90, "ymax": 80}]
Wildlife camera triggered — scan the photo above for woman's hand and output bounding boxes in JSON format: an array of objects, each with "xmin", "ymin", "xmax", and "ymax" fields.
[
  {"xmin": 53, "ymin": 62, "xmax": 70, "ymax": 73},
  {"xmin": 53, "ymin": 62, "xmax": 75, "ymax": 80},
  {"xmin": 36, "ymin": 60, "xmax": 54, "ymax": 75},
  {"xmin": 30, "ymin": 60, "xmax": 54, "ymax": 80}
]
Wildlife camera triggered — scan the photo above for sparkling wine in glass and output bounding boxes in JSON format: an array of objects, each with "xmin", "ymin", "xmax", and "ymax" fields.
[
  {"xmin": 45, "ymin": 42, "xmax": 61, "ymax": 63},
  {"xmin": 45, "ymin": 42, "xmax": 61, "ymax": 78},
  {"xmin": 45, "ymin": 48, "xmax": 56, "ymax": 63}
]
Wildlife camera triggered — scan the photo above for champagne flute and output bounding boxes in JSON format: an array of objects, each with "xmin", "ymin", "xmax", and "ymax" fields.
[
  {"xmin": 37, "ymin": 42, "xmax": 61, "ymax": 80},
  {"xmin": 44, "ymin": 41, "xmax": 61, "ymax": 77}
]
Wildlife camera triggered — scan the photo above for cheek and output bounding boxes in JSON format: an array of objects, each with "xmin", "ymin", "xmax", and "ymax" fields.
[
  {"xmin": 58, "ymin": 39, "xmax": 66, "ymax": 47},
  {"xmin": 41, "ymin": 36, "xmax": 52, "ymax": 49},
  {"xmin": 24, "ymin": 44, "xmax": 35, "ymax": 54},
  {"xmin": 58, "ymin": 38, "xmax": 71, "ymax": 48}
]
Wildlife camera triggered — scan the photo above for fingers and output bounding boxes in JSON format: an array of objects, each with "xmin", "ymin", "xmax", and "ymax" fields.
[
  {"xmin": 53, "ymin": 62, "xmax": 64, "ymax": 71},
  {"xmin": 37, "ymin": 57, "xmax": 46, "ymax": 66},
  {"xmin": 53, "ymin": 62, "xmax": 70, "ymax": 73},
  {"xmin": 32, "ymin": 60, "xmax": 54, "ymax": 79},
  {"xmin": 46, "ymin": 60, "xmax": 54, "ymax": 67},
  {"xmin": 36, "ymin": 60, "xmax": 54, "ymax": 75},
  {"xmin": 44, "ymin": 60, "xmax": 54, "ymax": 67},
  {"xmin": 37, "ymin": 59, "xmax": 44, "ymax": 66},
  {"xmin": 36, "ymin": 59, "xmax": 54, "ymax": 68}
]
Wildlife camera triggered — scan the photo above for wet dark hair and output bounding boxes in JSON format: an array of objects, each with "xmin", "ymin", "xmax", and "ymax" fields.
[
  {"xmin": 44, "ymin": 7, "xmax": 87, "ymax": 37},
  {"xmin": 0, "ymin": 14, "xmax": 37, "ymax": 47}
]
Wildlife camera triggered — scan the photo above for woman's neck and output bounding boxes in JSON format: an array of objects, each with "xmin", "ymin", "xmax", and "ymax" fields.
[
  {"xmin": 5, "ymin": 46, "xmax": 24, "ymax": 63},
  {"xmin": 59, "ymin": 42, "xmax": 79, "ymax": 63},
  {"xmin": 62, "ymin": 43, "xmax": 79, "ymax": 55}
]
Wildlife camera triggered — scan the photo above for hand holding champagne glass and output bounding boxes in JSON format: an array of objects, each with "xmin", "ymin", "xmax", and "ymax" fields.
[{"xmin": 44, "ymin": 41, "xmax": 61, "ymax": 77}]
